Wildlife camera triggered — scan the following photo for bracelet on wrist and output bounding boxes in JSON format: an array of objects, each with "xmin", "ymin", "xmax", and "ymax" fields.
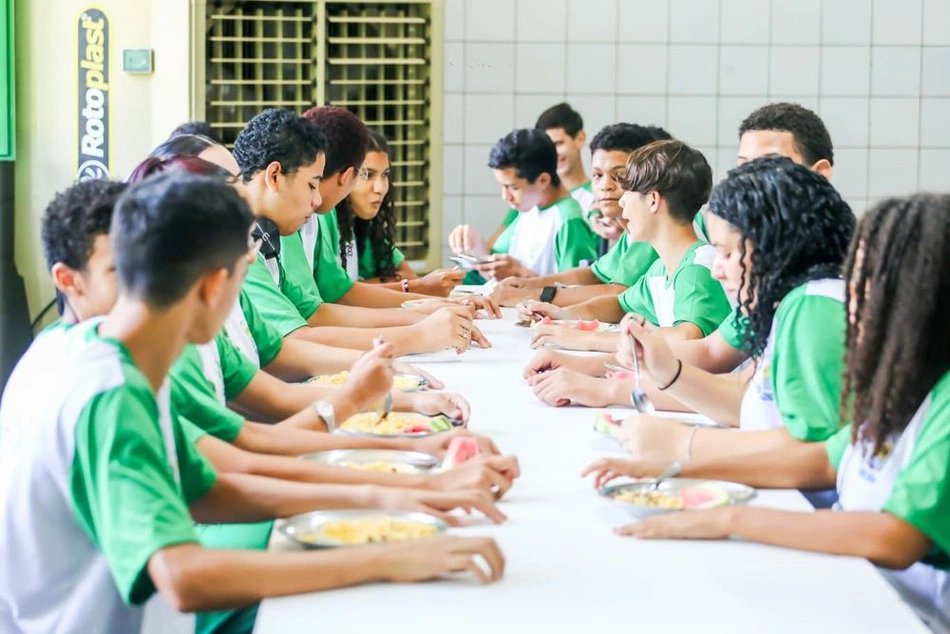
[
  {"xmin": 657, "ymin": 359, "xmax": 683, "ymax": 391},
  {"xmin": 401, "ymin": 278, "xmax": 410, "ymax": 293}
]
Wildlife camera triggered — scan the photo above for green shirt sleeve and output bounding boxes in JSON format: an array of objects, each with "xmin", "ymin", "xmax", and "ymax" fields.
[
  {"xmin": 554, "ymin": 217, "xmax": 598, "ymax": 271},
  {"xmin": 215, "ymin": 334, "xmax": 256, "ymax": 401},
  {"xmin": 883, "ymin": 375, "xmax": 950, "ymax": 560},
  {"xmin": 242, "ymin": 256, "xmax": 310, "ymax": 337},
  {"xmin": 275, "ymin": 232, "xmax": 324, "ymax": 315},
  {"xmin": 693, "ymin": 210, "xmax": 708, "ymax": 242},
  {"xmin": 168, "ymin": 346, "xmax": 246, "ymax": 442},
  {"xmin": 590, "ymin": 234, "xmax": 658, "ymax": 285},
  {"xmin": 492, "ymin": 219, "xmax": 516, "ymax": 255},
  {"xmin": 671, "ymin": 265, "xmax": 733, "ymax": 337},
  {"xmin": 180, "ymin": 416, "xmax": 209, "ymax": 445},
  {"xmin": 617, "ymin": 276, "xmax": 659, "ymax": 324},
  {"xmin": 717, "ymin": 308, "xmax": 749, "ymax": 351},
  {"xmin": 312, "ymin": 211, "xmax": 356, "ymax": 303},
  {"xmin": 357, "ymin": 235, "xmax": 406, "ymax": 281},
  {"xmin": 772, "ymin": 294, "xmax": 847, "ymax": 441},
  {"xmin": 825, "ymin": 424, "xmax": 853, "ymax": 470},
  {"xmin": 502, "ymin": 208, "xmax": 518, "ymax": 227},
  {"xmin": 237, "ymin": 290, "xmax": 283, "ymax": 367},
  {"xmin": 69, "ymin": 385, "xmax": 216, "ymax": 605}
]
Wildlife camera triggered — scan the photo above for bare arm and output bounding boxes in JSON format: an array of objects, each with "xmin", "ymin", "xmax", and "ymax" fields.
[
  {"xmin": 262, "ymin": 338, "xmax": 361, "ymax": 382},
  {"xmin": 229, "ymin": 370, "xmax": 343, "ymax": 422},
  {"xmin": 337, "ymin": 281, "xmax": 432, "ymax": 308},
  {"xmin": 563, "ymin": 295, "xmax": 627, "ymax": 322},
  {"xmin": 653, "ymin": 363, "xmax": 749, "ymax": 427},
  {"xmin": 307, "ymin": 302, "xmax": 419, "ymax": 328},
  {"xmin": 287, "ymin": 322, "xmax": 434, "ymax": 356},
  {"xmin": 672, "ymin": 331, "xmax": 750, "ymax": 374}
]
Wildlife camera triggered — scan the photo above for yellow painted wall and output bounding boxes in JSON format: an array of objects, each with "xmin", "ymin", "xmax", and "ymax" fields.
[{"xmin": 14, "ymin": 0, "xmax": 193, "ymax": 318}]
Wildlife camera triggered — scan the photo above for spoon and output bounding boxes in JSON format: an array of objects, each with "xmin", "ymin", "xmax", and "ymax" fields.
[
  {"xmin": 627, "ymin": 334, "xmax": 656, "ymax": 414},
  {"xmin": 650, "ymin": 460, "xmax": 683, "ymax": 491}
]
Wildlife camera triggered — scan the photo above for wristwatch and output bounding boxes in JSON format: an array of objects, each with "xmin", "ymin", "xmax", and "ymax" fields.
[
  {"xmin": 313, "ymin": 400, "xmax": 336, "ymax": 432},
  {"xmin": 540, "ymin": 286, "xmax": 558, "ymax": 303}
]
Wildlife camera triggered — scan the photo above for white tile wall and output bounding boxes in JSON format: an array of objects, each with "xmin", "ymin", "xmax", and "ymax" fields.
[{"xmin": 443, "ymin": 0, "xmax": 947, "ymax": 239}]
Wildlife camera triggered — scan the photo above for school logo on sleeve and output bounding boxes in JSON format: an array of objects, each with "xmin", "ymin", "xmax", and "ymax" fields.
[
  {"xmin": 77, "ymin": 8, "xmax": 110, "ymax": 182},
  {"xmin": 754, "ymin": 361, "xmax": 775, "ymax": 402}
]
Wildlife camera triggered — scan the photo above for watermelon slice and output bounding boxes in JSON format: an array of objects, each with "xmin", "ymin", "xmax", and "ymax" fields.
[
  {"xmin": 679, "ymin": 483, "xmax": 731, "ymax": 510},
  {"xmin": 530, "ymin": 315, "xmax": 554, "ymax": 329},
  {"xmin": 574, "ymin": 319, "xmax": 602, "ymax": 332},
  {"xmin": 403, "ymin": 425, "xmax": 433, "ymax": 434},
  {"xmin": 593, "ymin": 412, "xmax": 622, "ymax": 438},
  {"xmin": 442, "ymin": 436, "xmax": 480, "ymax": 469}
]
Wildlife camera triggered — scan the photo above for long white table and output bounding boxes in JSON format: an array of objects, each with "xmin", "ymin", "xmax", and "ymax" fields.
[{"xmin": 254, "ymin": 310, "xmax": 929, "ymax": 634}]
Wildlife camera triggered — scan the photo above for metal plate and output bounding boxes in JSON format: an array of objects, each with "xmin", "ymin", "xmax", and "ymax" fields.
[
  {"xmin": 300, "ymin": 449, "xmax": 440, "ymax": 473},
  {"xmin": 600, "ymin": 478, "xmax": 757, "ymax": 519},
  {"xmin": 308, "ymin": 373, "xmax": 429, "ymax": 393},
  {"xmin": 278, "ymin": 509, "xmax": 448, "ymax": 549}
]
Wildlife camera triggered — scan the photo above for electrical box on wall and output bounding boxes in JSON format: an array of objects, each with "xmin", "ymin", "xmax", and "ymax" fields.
[
  {"xmin": 0, "ymin": 0, "xmax": 15, "ymax": 160},
  {"xmin": 122, "ymin": 48, "xmax": 153, "ymax": 74}
]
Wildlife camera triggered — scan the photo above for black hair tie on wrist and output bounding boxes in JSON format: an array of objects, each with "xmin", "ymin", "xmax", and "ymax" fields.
[{"xmin": 657, "ymin": 359, "xmax": 683, "ymax": 391}]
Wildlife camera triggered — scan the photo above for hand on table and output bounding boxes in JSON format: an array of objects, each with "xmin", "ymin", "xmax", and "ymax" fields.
[
  {"xmin": 427, "ymin": 455, "xmax": 521, "ymax": 499},
  {"xmin": 380, "ymin": 535, "xmax": 505, "ymax": 584},
  {"xmin": 406, "ymin": 391, "xmax": 471, "ymax": 423},
  {"xmin": 515, "ymin": 300, "xmax": 570, "ymax": 324},
  {"xmin": 619, "ymin": 414, "xmax": 692, "ymax": 462},
  {"xmin": 392, "ymin": 362, "xmax": 445, "ymax": 390},
  {"xmin": 415, "ymin": 269, "xmax": 465, "ymax": 297},
  {"xmin": 614, "ymin": 507, "xmax": 734, "ymax": 540},
  {"xmin": 376, "ymin": 487, "xmax": 506, "ymax": 525},
  {"xmin": 410, "ymin": 427, "xmax": 502, "ymax": 458},
  {"xmin": 531, "ymin": 325, "xmax": 617, "ymax": 352},
  {"xmin": 523, "ymin": 348, "xmax": 607, "ymax": 379},
  {"xmin": 526, "ymin": 367, "xmax": 613, "ymax": 408}
]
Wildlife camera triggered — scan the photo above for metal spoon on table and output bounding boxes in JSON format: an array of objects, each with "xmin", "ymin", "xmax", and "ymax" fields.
[{"xmin": 627, "ymin": 333, "xmax": 656, "ymax": 414}]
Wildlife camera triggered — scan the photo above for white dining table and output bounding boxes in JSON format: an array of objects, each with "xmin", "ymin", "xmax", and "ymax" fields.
[{"xmin": 253, "ymin": 308, "xmax": 929, "ymax": 634}]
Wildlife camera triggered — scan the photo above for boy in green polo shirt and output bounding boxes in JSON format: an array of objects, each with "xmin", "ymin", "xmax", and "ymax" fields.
[
  {"xmin": 233, "ymin": 109, "xmax": 491, "ymax": 355},
  {"xmin": 0, "ymin": 173, "xmax": 506, "ymax": 634},
  {"xmin": 490, "ymin": 123, "xmax": 671, "ymax": 308},
  {"xmin": 520, "ymin": 140, "xmax": 729, "ymax": 352},
  {"xmin": 448, "ymin": 128, "xmax": 598, "ymax": 282}
]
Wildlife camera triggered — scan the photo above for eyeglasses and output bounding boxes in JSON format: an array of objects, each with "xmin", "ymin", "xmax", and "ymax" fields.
[{"xmin": 354, "ymin": 166, "xmax": 369, "ymax": 187}]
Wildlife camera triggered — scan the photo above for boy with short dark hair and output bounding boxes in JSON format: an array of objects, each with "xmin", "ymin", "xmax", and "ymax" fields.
[
  {"xmin": 0, "ymin": 173, "xmax": 505, "ymax": 633},
  {"xmin": 448, "ymin": 128, "xmax": 598, "ymax": 281}
]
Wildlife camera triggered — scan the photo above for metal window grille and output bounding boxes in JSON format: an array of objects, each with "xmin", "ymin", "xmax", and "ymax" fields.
[{"xmin": 196, "ymin": 0, "xmax": 443, "ymax": 266}]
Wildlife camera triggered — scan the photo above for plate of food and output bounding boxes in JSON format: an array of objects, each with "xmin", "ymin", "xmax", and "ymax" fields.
[
  {"xmin": 278, "ymin": 510, "xmax": 447, "ymax": 549},
  {"xmin": 301, "ymin": 449, "xmax": 441, "ymax": 473},
  {"xmin": 307, "ymin": 371, "xmax": 429, "ymax": 392},
  {"xmin": 600, "ymin": 478, "xmax": 756, "ymax": 519},
  {"xmin": 335, "ymin": 411, "xmax": 456, "ymax": 437},
  {"xmin": 527, "ymin": 316, "xmax": 619, "ymax": 332}
]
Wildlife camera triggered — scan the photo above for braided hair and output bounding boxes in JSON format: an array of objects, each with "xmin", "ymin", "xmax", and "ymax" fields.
[
  {"xmin": 336, "ymin": 130, "xmax": 398, "ymax": 281},
  {"xmin": 842, "ymin": 194, "xmax": 950, "ymax": 453},
  {"xmin": 707, "ymin": 156, "xmax": 855, "ymax": 357}
]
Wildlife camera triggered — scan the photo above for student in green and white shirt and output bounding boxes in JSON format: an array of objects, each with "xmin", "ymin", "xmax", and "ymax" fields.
[
  {"xmin": 0, "ymin": 173, "xmax": 508, "ymax": 633},
  {"xmin": 584, "ymin": 193, "xmax": 950, "ymax": 632},
  {"xmin": 447, "ymin": 128, "xmax": 598, "ymax": 282},
  {"xmin": 672, "ymin": 101, "xmax": 838, "ymax": 376},
  {"xmin": 600, "ymin": 158, "xmax": 854, "ymax": 475},
  {"xmin": 229, "ymin": 109, "xmax": 494, "ymax": 356},
  {"xmin": 333, "ymin": 130, "xmax": 466, "ymax": 296},
  {"xmin": 489, "ymin": 123, "xmax": 673, "ymax": 308},
  {"xmin": 518, "ymin": 140, "xmax": 726, "ymax": 355}
]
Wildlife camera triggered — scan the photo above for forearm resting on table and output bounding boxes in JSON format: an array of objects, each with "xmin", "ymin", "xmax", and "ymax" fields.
[
  {"xmin": 337, "ymin": 282, "xmax": 430, "ymax": 308},
  {"xmin": 681, "ymin": 437, "xmax": 836, "ymax": 489},
  {"xmin": 722, "ymin": 507, "xmax": 931, "ymax": 569},
  {"xmin": 264, "ymin": 339, "xmax": 361, "ymax": 382},
  {"xmin": 236, "ymin": 421, "xmax": 424, "ymax": 456},
  {"xmin": 689, "ymin": 426, "xmax": 802, "ymax": 463},
  {"xmin": 197, "ymin": 434, "xmax": 429, "ymax": 489},
  {"xmin": 288, "ymin": 322, "xmax": 427, "ymax": 357},
  {"xmin": 565, "ymin": 295, "xmax": 625, "ymax": 322},
  {"xmin": 552, "ymin": 283, "xmax": 626, "ymax": 307},
  {"xmin": 230, "ymin": 374, "xmax": 344, "ymax": 422},
  {"xmin": 148, "ymin": 541, "xmax": 396, "ymax": 612},
  {"xmin": 661, "ymin": 364, "xmax": 748, "ymax": 426},
  {"xmin": 307, "ymin": 302, "xmax": 419, "ymax": 328}
]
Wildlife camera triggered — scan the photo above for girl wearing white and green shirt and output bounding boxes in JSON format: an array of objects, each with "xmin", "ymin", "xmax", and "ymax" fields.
[
  {"xmin": 585, "ymin": 193, "xmax": 950, "ymax": 633},
  {"xmin": 602, "ymin": 158, "xmax": 854, "ymax": 475},
  {"xmin": 333, "ymin": 130, "xmax": 465, "ymax": 296},
  {"xmin": 520, "ymin": 140, "xmax": 730, "ymax": 354}
]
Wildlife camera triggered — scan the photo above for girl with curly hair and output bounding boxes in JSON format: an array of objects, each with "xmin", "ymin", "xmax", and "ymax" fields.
[
  {"xmin": 584, "ymin": 193, "xmax": 950, "ymax": 632},
  {"xmin": 336, "ymin": 130, "xmax": 464, "ymax": 297},
  {"xmin": 600, "ymin": 157, "xmax": 855, "ymax": 477}
]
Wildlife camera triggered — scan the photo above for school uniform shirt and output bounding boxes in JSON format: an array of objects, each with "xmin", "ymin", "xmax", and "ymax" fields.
[
  {"xmin": 494, "ymin": 195, "xmax": 598, "ymax": 277},
  {"xmin": 356, "ymin": 236, "xmax": 406, "ymax": 281},
  {"xmin": 168, "ymin": 334, "xmax": 256, "ymax": 443},
  {"xmin": 826, "ymin": 371, "xmax": 950, "ymax": 633},
  {"xmin": 0, "ymin": 320, "xmax": 217, "ymax": 634},
  {"xmin": 283, "ymin": 210, "xmax": 357, "ymax": 304},
  {"xmin": 589, "ymin": 232, "xmax": 659, "ymax": 286},
  {"xmin": 617, "ymin": 241, "xmax": 731, "ymax": 336},
  {"xmin": 227, "ymin": 289, "xmax": 283, "ymax": 369},
  {"xmin": 739, "ymin": 278, "xmax": 846, "ymax": 441},
  {"xmin": 716, "ymin": 308, "xmax": 750, "ymax": 350},
  {"xmin": 242, "ymin": 249, "xmax": 317, "ymax": 337},
  {"xmin": 571, "ymin": 181, "xmax": 596, "ymax": 214}
]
